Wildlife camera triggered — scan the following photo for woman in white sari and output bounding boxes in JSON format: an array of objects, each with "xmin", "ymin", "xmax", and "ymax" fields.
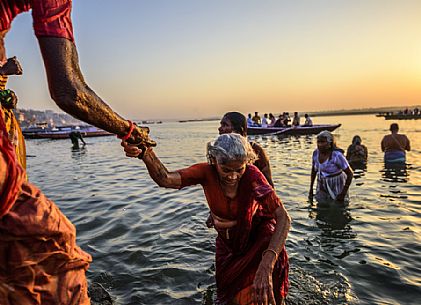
[{"xmin": 309, "ymin": 131, "xmax": 353, "ymax": 202}]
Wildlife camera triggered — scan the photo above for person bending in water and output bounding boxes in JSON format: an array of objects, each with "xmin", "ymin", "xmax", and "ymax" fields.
[
  {"xmin": 346, "ymin": 135, "xmax": 368, "ymax": 169},
  {"xmin": 122, "ymin": 133, "xmax": 290, "ymax": 305},
  {"xmin": 70, "ymin": 130, "xmax": 87, "ymax": 149},
  {"xmin": 1, "ymin": 1, "xmax": 155, "ymax": 303},
  {"xmin": 309, "ymin": 131, "xmax": 353, "ymax": 202}
]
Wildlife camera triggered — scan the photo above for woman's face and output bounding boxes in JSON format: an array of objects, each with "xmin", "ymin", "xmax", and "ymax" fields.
[
  {"xmin": 317, "ymin": 137, "xmax": 330, "ymax": 152},
  {"xmin": 215, "ymin": 160, "xmax": 247, "ymax": 186},
  {"xmin": 218, "ymin": 117, "xmax": 234, "ymax": 135}
]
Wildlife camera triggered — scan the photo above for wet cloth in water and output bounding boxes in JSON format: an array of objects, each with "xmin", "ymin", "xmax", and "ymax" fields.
[
  {"xmin": 0, "ymin": 107, "xmax": 91, "ymax": 304},
  {"xmin": 177, "ymin": 163, "xmax": 289, "ymax": 305},
  {"xmin": 312, "ymin": 149, "xmax": 350, "ymax": 201},
  {"xmin": 384, "ymin": 150, "xmax": 406, "ymax": 163}
]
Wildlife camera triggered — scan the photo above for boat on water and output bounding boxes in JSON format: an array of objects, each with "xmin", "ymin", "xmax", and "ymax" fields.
[
  {"xmin": 247, "ymin": 124, "xmax": 341, "ymax": 136},
  {"xmin": 22, "ymin": 125, "xmax": 112, "ymax": 139},
  {"xmin": 377, "ymin": 113, "xmax": 421, "ymax": 120}
]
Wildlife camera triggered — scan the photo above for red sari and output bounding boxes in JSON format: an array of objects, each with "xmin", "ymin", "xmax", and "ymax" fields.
[{"xmin": 178, "ymin": 163, "xmax": 289, "ymax": 305}]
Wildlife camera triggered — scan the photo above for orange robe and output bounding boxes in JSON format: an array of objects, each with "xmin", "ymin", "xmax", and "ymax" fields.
[{"xmin": 1, "ymin": 103, "xmax": 91, "ymax": 304}]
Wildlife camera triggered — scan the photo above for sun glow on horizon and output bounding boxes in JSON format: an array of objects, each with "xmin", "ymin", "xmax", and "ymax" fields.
[{"xmin": 5, "ymin": 0, "xmax": 421, "ymax": 119}]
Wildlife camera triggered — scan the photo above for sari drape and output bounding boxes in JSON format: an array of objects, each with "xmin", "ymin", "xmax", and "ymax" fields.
[
  {"xmin": 0, "ymin": 108, "xmax": 91, "ymax": 304},
  {"xmin": 215, "ymin": 168, "xmax": 289, "ymax": 305}
]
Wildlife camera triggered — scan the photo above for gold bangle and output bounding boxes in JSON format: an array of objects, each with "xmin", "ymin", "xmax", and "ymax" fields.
[{"xmin": 262, "ymin": 248, "xmax": 278, "ymax": 260}]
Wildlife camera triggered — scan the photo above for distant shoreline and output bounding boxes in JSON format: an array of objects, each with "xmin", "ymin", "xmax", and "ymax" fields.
[
  {"xmin": 308, "ymin": 105, "xmax": 420, "ymax": 117},
  {"xmin": 309, "ymin": 110, "xmax": 383, "ymax": 117},
  {"xmin": 17, "ymin": 104, "xmax": 420, "ymax": 125}
]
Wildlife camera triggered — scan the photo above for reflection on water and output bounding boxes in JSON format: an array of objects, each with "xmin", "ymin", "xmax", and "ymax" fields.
[
  {"xmin": 309, "ymin": 202, "xmax": 354, "ymax": 240},
  {"xmin": 349, "ymin": 161, "xmax": 367, "ymax": 172},
  {"xmin": 381, "ymin": 162, "xmax": 409, "ymax": 183}
]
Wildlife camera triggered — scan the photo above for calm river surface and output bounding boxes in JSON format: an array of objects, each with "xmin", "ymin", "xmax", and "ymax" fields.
[{"xmin": 26, "ymin": 114, "xmax": 420, "ymax": 305}]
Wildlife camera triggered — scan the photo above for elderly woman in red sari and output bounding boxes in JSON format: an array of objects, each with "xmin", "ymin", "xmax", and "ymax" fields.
[{"xmin": 122, "ymin": 133, "xmax": 291, "ymax": 305}]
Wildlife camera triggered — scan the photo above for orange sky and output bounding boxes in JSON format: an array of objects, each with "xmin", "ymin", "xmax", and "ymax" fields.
[{"xmin": 6, "ymin": 0, "xmax": 421, "ymax": 120}]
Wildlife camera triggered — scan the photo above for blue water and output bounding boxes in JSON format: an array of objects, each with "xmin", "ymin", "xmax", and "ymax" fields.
[{"xmin": 25, "ymin": 114, "xmax": 421, "ymax": 305}]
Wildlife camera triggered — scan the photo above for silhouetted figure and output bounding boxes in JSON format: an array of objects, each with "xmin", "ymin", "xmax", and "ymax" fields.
[
  {"xmin": 69, "ymin": 131, "xmax": 86, "ymax": 149},
  {"xmin": 304, "ymin": 114, "xmax": 313, "ymax": 126},
  {"xmin": 381, "ymin": 123, "xmax": 410, "ymax": 163},
  {"xmin": 346, "ymin": 135, "xmax": 368, "ymax": 170}
]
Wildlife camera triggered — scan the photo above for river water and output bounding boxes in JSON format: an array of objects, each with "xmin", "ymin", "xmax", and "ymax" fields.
[{"xmin": 25, "ymin": 114, "xmax": 420, "ymax": 305}]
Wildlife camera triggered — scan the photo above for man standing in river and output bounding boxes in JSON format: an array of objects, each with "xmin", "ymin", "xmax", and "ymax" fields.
[{"xmin": 0, "ymin": 0, "xmax": 155, "ymax": 303}]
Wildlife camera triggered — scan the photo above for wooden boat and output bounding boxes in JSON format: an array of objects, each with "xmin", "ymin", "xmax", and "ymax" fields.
[
  {"xmin": 383, "ymin": 114, "xmax": 421, "ymax": 120},
  {"xmin": 247, "ymin": 124, "xmax": 341, "ymax": 136},
  {"xmin": 22, "ymin": 125, "xmax": 112, "ymax": 139}
]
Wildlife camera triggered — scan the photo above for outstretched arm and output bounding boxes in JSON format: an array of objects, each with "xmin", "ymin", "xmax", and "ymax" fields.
[
  {"xmin": 37, "ymin": 37, "xmax": 154, "ymax": 146},
  {"xmin": 122, "ymin": 141, "xmax": 181, "ymax": 189}
]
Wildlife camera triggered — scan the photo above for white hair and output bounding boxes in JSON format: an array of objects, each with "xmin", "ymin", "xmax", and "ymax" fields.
[
  {"xmin": 207, "ymin": 133, "xmax": 257, "ymax": 164},
  {"xmin": 317, "ymin": 130, "xmax": 334, "ymax": 143}
]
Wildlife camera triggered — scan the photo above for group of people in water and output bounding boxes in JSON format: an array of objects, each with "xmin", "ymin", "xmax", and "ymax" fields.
[
  {"xmin": 0, "ymin": 2, "xmax": 413, "ymax": 305},
  {"xmin": 247, "ymin": 112, "xmax": 313, "ymax": 128},
  {"xmin": 309, "ymin": 122, "xmax": 411, "ymax": 203}
]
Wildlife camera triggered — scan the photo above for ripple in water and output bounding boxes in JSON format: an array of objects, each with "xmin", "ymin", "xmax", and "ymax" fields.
[{"xmin": 25, "ymin": 116, "xmax": 421, "ymax": 305}]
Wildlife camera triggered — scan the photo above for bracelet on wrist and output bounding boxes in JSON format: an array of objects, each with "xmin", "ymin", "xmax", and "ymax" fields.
[
  {"xmin": 262, "ymin": 248, "xmax": 278, "ymax": 260},
  {"xmin": 117, "ymin": 120, "xmax": 135, "ymax": 141}
]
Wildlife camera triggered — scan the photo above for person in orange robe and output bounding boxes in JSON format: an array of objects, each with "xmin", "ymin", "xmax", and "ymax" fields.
[{"xmin": 1, "ymin": 0, "xmax": 155, "ymax": 303}]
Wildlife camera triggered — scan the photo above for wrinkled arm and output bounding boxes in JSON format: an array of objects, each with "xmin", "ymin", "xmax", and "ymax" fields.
[
  {"xmin": 253, "ymin": 205, "xmax": 291, "ymax": 304},
  {"xmin": 264, "ymin": 205, "xmax": 291, "ymax": 263},
  {"xmin": 37, "ymin": 37, "xmax": 154, "ymax": 145},
  {"xmin": 122, "ymin": 141, "xmax": 181, "ymax": 189}
]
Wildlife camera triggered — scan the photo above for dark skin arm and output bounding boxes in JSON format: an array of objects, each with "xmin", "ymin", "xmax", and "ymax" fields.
[
  {"xmin": 336, "ymin": 166, "xmax": 353, "ymax": 201},
  {"xmin": 309, "ymin": 165, "xmax": 317, "ymax": 202},
  {"xmin": 37, "ymin": 37, "xmax": 155, "ymax": 146},
  {"xmin": 0, "ymin": 57, "xmax": 22, "ymax": 75},
  {"xmin": 121, "ymin": 141, "xmax": 181, "ymax": 188},
  {"xmin": 253, "ymin": 205, "xmax": 291, "ymax": 305},
  {"xmin": 78, "ymin": 133, "xmax": 86, "ymax": 145}
]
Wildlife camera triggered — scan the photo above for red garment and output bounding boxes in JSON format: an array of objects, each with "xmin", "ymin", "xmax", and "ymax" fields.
[
  {"xmin": 0, "ymin": 107, "xmax": 25, "ymax": 218},
  {"xmin": 0, "ymin": 0, "xmax": 74, "ymax": 42},
  {"xmin": 178, "ymin": 163, "xmax": 289, "ymax": 304}
]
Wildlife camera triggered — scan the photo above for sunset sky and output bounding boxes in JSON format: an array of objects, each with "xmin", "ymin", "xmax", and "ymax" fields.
[{"xmin": 5, "ymin": 0, "xmax": 421, "ymax": 120}]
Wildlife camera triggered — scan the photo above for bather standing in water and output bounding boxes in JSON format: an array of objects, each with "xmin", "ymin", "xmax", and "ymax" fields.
[
  {"xmin": 346, "ymin": 135, "xmax": 368, "ymax": 170},
  {"xmin": 122, "ymin": 133, "xmax": 290, "ymax": 305},
  {"xmin": 381, "ymin": 123, "xmax": 410, "ymax": 163},
  {"xmin": 309, "ymin": 131, "xmax": 353, "ymax": 202}
]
